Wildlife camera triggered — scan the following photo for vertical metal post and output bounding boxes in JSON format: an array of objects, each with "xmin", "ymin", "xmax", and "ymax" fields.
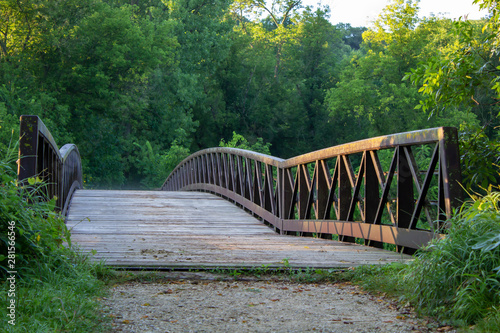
[
  {"xmin": 397, "ymin": 147, "xmax": 414, "ymax": 229},
  {"xmin": 298, "ymin": 165, "xmax": 308, "ymax": 219},
  {"xmin": 339, "ymin": 156, "xmax": 355, "ymax": 243},
  {"xmin": 397, "ymin": 147, "xmax": 415, "ymax": 254},
  {"xmin": 282, "ymin": 168, "xmax": 293, "ymax": 221},
  {"xmin": 18, "ymin": 116, "xmax": 39, "ymax": 183},
  {"xmin": 438, "ymin": 127, "xmax": 462, "ymax": 219},
  {"xmin": 316, "ymin": 160, "xmax": 329, "ymax": 221},
  {"xmin": 364, "ymin": 151, "xmax": 383, "ymax": 248}
]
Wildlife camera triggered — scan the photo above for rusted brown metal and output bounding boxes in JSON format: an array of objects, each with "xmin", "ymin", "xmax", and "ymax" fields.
[
  {"xmin": 162, "ymin": 127, "xmax": 463, "ymax": 251},
  {"xmin": 18, "ymin": 115, "xmax": 83, "ymax": 216}
]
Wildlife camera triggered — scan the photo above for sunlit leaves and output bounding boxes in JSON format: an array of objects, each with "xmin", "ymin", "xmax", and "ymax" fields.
[
  {"xmin": 326, "ymin": 2, "xmax": 457, "ymax": 143},
  {"xmin": 219, "ymin": 131, "xmax": 271, "ymax": 155},
  {"xmin": 405, "ymin": 0, "xmax": 500, "ymax": 190},
  {"xmin": 363, "ymin": 0, "xmax": 420, "ymax": 49},
  {"xmin": 231, "ymin": 0, "xmax": 303, "ymax": 28},
  {"xmin": 407, "ymin": 19, "xmax": 494, "ymax": 117}
]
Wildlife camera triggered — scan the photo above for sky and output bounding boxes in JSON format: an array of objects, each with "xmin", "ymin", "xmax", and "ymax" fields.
[{"xmin": 303, "ymin": 0, "xmax": 489, "ymax": 27}]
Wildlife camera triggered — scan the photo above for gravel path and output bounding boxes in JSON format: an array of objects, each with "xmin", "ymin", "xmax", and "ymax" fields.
[{"xmin": 101, "ymin": 273, "xmax": 450, "ymax": 333}]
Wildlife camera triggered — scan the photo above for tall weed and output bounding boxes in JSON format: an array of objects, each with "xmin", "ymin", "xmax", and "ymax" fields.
[{"xmin": 404, "ymin": 190, "xmax": 500, "ymax": 325}]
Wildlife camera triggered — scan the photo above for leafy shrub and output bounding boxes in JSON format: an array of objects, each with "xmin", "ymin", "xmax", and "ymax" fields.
[
  {"xmin": 133, "ymin": 139, "xmax": 191, "ymax": 189},
  {"xmin": 219, "ymin": 131, "xmax": 272, "ymax": 155},
  {"xmin": 459, "ymin": 123, "xmax": 500, "ymax": 190},
  {"xmin": 404, "ymin": 191, "xmax": 500, "ymax": 325},
  {"xmin": 0, "ymin": 103, "xmax": 18, "ymax": 153},
  {"xmin": 0, "ymin": 145, "xmax": 72, "ymax": 277}
]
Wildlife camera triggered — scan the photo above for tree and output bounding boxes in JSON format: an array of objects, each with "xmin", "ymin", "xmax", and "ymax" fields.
[
  {"xmin": 291, "ymin": 7, "xmax": 349, "ymax": 151},
  {"xmin": 326, "ymin": 0, "xmax": 475, "ymax": 146},
  {"xmin": 60, "ymin": 2, "xmax": 180, "ymax": 186},
  {"xmin": 336, "ymin": 23, "xmax": 367, "ymax": 50},
  {"xmin": 166, "ymin": 0, "xmax": 234, "ymax": 153},
  {"xmin": 406, "ymin": 0, "xmax": 500, "ymax": 188},
  {"xmin": 218, "ymin": 3, "xmax": 349, "ymax": 158},
  {"xmin": 231, "ymin": 0, "xmax": 303, "ymax": 78},
  {"xmin": 0, "ymin": 0, "xmax": 199, "ymax": 187}
]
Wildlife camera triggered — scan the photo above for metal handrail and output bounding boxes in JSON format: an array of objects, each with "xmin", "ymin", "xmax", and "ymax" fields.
[
  {"xmin": 18, "ymin": 115, "xmax": 83, "ymax": 216},
  {"xmin": 162, "ymin": 127, "xmax": 462, "ymax": 253}
]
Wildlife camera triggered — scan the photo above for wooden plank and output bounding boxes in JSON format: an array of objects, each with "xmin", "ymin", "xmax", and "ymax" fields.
[{"xmin": 67, "ymin": 190, "xmax": 411, "ymax": 269}]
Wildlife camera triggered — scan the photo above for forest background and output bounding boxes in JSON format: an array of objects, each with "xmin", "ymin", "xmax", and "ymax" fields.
[{"xmin": 0, "ymin": 0, "xmax": 498, "ymax": 190}]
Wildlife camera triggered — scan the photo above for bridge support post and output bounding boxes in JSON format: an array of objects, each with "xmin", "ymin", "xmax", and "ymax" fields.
[
  {"xmin": 18, "ymin": 116, "xmax": 39, "ymax": 182},
  {"xmin": 338, "ymin": 156, "xmax": 355, "ymax": 243}
]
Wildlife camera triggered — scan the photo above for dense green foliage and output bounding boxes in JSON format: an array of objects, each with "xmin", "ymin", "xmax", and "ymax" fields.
[
  {"xmin": 0, "ymin": 0, "xmax": 457, "ymax": 189},
  {"xmin": 1, "ymin": 0, "xmax": 497, "ymax": 189},
  {"xmin": 219, "ymin": 131, "xmax": 272, "ymax": 155},
  {"xmin": 0, "ymin": 146, "xmax": 109, "ymax": 331},
  {"xmin": 2, "ymin": 0, "xmax": 495, "ymax": 189}
]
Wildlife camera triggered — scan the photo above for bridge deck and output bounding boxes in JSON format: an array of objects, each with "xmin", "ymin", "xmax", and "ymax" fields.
[{"xmin": 66, "ymin": 190, "xmax": 411, "ymax": 269}]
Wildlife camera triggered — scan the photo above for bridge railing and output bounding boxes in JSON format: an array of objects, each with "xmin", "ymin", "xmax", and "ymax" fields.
[
  {"xmin": 18, "ymin": 115, "xmax": 83, "ymax": 216},
  {"xmin": 162, "ymin": 127, "xmax": 462, "ymax": 252}
]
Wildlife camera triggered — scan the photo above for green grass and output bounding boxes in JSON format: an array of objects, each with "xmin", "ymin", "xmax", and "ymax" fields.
[{"xmin": 0, "ymin": 254, "xmax": 112, "ymax": 332}]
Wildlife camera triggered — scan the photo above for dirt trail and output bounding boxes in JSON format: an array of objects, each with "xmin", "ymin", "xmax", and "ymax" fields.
[{"xmin": 101, "ymin": 272, "xmax": 450, "ymax": 333}]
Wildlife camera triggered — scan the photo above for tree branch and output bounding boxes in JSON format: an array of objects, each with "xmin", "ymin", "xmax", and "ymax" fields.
[
  {"xmin": 254, "ymin": 1, "xmax": 279, "ymax": 27},
  {"xmin": 280, "ymin": 1, "xmax": 301, "ymax": 25}
]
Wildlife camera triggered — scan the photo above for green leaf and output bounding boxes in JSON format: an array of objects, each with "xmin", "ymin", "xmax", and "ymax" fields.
[{"xmin": 472, "ymin": 232, "xmax": 500, "ymax": 252}]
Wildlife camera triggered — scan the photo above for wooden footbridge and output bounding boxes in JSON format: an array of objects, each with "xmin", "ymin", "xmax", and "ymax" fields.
[{"xmin": 18, "ymin": 116, "xmax": 462, "ymax": 269}]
